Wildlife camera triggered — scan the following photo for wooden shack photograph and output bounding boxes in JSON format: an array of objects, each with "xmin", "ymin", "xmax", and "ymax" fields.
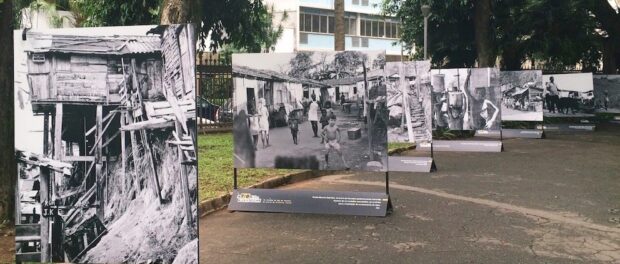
[{"xmin": 14, "ymin": 24, "xmax": 197, "ymax": 263}]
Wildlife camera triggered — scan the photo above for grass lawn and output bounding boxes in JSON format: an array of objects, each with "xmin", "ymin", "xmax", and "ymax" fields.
[
  {"xmin": 198, "ymin": 133, "xmax": 302, "ymax": 201},
  {"xmin": 199, "ymin": 133, "xmax": 417, "ymax": 201}
]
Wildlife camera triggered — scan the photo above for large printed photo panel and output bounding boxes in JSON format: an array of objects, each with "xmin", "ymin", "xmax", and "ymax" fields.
[
  {"xmin": 430, "ymin": 68, "xmax": 502, "ymax": 130},
  {"xmin": 233, "ymin": 51, "xmax": 388, "ymax": 171},
  {"xmin": 14, "ymin": 25, "xmax": 198, "ymax": 263},
  {"xmin": 542, "ymin": 73, "xmax": 594, "ymax": 117},
  {"xmin": 385, "ymin": 61, "xmax": 432, "ymax": 144},
  {"xmin": 593, "ymin": 75, "xmax": 620, "ymax": 114},
  {"xmin": 500, "ymin": 70, "xmax": 544, "ymax": 121}
]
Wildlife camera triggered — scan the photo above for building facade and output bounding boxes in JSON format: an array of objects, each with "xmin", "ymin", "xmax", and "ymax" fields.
[{"xmin": 265, "ymin": 0, "xmax": 405, "ymax": 59}]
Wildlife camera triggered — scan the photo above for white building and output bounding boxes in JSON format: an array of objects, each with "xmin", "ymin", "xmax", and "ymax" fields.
[{"xmin": 264, "ymin": 0, "xmax": 407, "ymax": 59}]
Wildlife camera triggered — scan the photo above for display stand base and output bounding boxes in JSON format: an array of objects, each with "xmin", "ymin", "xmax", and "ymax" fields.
[
  {"xmin": 536, "ymin": 124, "xmax": 596, "ymax": 132},
  {"xmin": 475, "ymin": 129, "xmax": 544, "ymax": 139},
  {"xmin": 418, "ymin": 140, "xmax": 503, "ymax": 152},
  {"xmin": 388, "ymin": 156, "xmax": 436, "ymax": 172},
  {"xmin": 229, "ymin": 189, "xmax": 391, "ymax": 217}
]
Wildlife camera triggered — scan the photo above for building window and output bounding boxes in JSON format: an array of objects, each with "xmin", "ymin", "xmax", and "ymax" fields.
[
  {"xmin": 361, "ymin": 19, "xmax": 400, "ymax": 39},
  {"xmin": 362, "ymin": 0, "xmax": 369, "ymax": 6},
  {"xmin": 312, "ymin": 14, "xmax": 320, "ymax": 32},
  {"xmin": 320, "ymin": 15, "xmax": 328, "ymax": 33},
  {"xmin": 352, "ymin": 0, "xmax": 359, "ymax": 4},
  {"xmin": 300, "ymin": 33, "xmax": 308, "ymax": 44},
  {"xmin": 361, "ymin": 37, "xmax": 369, "ymax": 47},
  {"xmin": 328, "ymin": 16, "xmax": 335, "ymax": 33},
  {"xmin": 345, "ymin": 18, "xmax": 356, "ymax": 35}
]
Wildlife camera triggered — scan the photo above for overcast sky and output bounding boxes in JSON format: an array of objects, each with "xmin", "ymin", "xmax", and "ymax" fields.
[
  {"xmin": 232, "ymin": 50, "xmax": 385, "ymax": 73},
  {"xmin": 543, "ymin": 73, "xmax": 593, "ymax": 93}
]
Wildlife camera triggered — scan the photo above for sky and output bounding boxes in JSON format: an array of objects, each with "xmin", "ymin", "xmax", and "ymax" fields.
[
  {"xmin": 543, "ymin": 73, "xmax": 594, "ymax": 93},
  {"xmin": 232, "ymin": 50, "xmax": 385, "ymax": 73}
]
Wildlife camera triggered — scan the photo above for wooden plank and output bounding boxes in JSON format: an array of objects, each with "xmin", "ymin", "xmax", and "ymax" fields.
[
  {"xmin": 95, "ymin": 105, "xmax": 104, "ymax": 220},
  {"xmin": 39, "ymin": 167, "xmax": 50, "ymax": 262},
  {"xmin": 16, "ymin": 252, "xmax": 41, "ymax": 262},
  {"xmin": 176, "ymin": 121, "xmax": 193, "ymax": 226},
  {"xmin": 140, "ymin": 129, "xmax": 162, "ymax": 203},
  {"xmin": 85, "ymin": 110, "xmax": 117, "ymax": 137},
  {"xmin": 121, "ymin": 118, "xmax": 175, "ymax": 131},
  {"xmin": 16, "ymin": 224, "xmax": 40, "ymax": 237},
  {"xmin": 62, "ymin": 156, "xmax": 95, "ymax": 162},
  {"xmin": 101, "ymin": 130, "xmax": 120, "ymax": 149},
  {"xmin": 120, "ymin": 113, "xmax": 126, "ymax": 194}
]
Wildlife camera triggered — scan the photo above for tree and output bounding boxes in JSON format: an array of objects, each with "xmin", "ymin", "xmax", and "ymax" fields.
[
  {"xmin": 473, "ymin": 0, "xmax": 494, "ymax": 67},
  {"xmin": 0, "ymin": 0, "xmax": 16, "ymax": 222},
  {"xmin": 382, "ymin": 0, "xmax": 478, "ymax": 68},
  {"xmin": 334, "ymin": 0, "xmax": 345, "ymax": 51},
  {"xmin": 69, "ymin": 0, "xmax": 162, "ymax": 27},
  {"xmin": 289, "ymin": 52, "xmax": 316, "ymax": 79}
]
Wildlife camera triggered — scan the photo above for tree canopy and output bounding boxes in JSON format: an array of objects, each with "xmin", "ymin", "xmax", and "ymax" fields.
[{"xmin": 382, "ymin": 0, "xmax": 619, "ymax": 73}]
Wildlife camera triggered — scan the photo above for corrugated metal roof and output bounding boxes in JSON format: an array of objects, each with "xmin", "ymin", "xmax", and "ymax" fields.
[{"xmin": 28, "ymin": 35, "xmax": 161, "ymax": 55}]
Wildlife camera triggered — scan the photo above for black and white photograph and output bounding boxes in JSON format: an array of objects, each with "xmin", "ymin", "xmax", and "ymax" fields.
[
  {"xmin": 542, "ymin": 73, "xmax": 595, "ymax": 117},
  {"xmin": 385, "ymin": 61, "xmax": 432, "ymax": 144},
  {"xmin": 14, "ymin": 25, "xmax": 198, "ymax": 263},
  {"xmin": 232, "ymin": 51, "xmax": 388, "ymax": 171},
  {"xmin": 500, "ymin": 70, "xmax": 544, "ymax": 121},
  {"xmin": 593, "ymin": 75, "xmax": 620, "ymax": 114},
  {"xmin": 430, "ymin": 68, "xmax": 502, "ymax": 130}
]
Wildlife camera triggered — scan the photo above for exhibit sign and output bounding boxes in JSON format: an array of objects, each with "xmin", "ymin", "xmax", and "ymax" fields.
[
  {"xmin": 542, "ymin": 73, "xmax": 595, "ymax": 117},
  {"xmin": 500, "ymin": 70, "xmax": 544, "ymax": 121},
  {"xmin": 232, "ymin": 51, "xmax": 389, "ymax": 171},
  {"xmin": 430, "ymin": 68, "xmax": 502, "ymax": 131},
  {"xmin": 593, "ymin": 75, "xmax": 620, "ymax": 114},
  {"xmin": 229, "ymin": 189, "xmax": 390, "ymax": 217},
  {"xmin": 14, "ymin": 25, "xmax": 198, "ymax": 263},
  {"xmin": 385, "ymin": 61, "xmax": 432, "ymax": 144}
]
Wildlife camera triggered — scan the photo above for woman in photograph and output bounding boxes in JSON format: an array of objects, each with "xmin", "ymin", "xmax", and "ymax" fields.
[
  {"xmin": 477, "ymin": 89, "xmax": 500, "ymax": 129},
  {"xmin": 258, "ymin": 98, "xmax": 270, "ymax": 148}
]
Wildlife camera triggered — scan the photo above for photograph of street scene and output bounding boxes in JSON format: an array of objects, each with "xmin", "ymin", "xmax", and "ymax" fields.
[
  {"xmin": 385, "ymin": 61, "xmax": 432, "ymax": 144},
  {"xmin": 14, "ymin": 25, "xmax": 198, "ymax": 264},
  {"xmin": 431, "ymin": 68, "xmax": 502, "ymax": 130},
  {"xmin": 500, "ymin": 70, "xmax": 544, "ymax": 121},
  {"xmin": 232, "ymin": 51, "xmax": 388, "ymax": 171},
  {"xmin": 593, "ymin": 75, "xmax": 620, "ymax": 114},
  {"xmin": 543, "ymin": 73, "xmax": 595, "ymax": 117}
]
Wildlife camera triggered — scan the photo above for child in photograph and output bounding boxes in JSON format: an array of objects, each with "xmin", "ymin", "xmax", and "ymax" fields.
[
  {"xmin": 288, "ymin": 111, "xmax": 299, "ymax": 145},
  {"xmin": 322, "ymin": 116, "xmax": 349, "ymax": 170}
]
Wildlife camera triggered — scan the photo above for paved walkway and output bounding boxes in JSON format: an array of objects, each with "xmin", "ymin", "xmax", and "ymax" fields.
[
  {"xmin": 201, "ymin": 123, "xmax": 620, "ymax": 263},
  {"xmin": 255, "ymin": 106, "xmax": 377, "ymax": 170}
]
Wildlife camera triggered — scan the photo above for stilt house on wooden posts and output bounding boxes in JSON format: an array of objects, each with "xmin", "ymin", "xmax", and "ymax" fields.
[{"xmin": 21, "ymin": 24, "xmax": 197, "ymax": 263}]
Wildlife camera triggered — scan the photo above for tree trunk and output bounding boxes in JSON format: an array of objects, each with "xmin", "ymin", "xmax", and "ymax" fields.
[
  {"xmin": 602, "ymin": 38, "xmax": 618, "ymax": 74},
  {"xmin": 473, "ymin": 0, "xmax": 495, "ymax": 67},
  {"xmin": 334, "ymin": 0, "xmax": 345, "ymax": 51},
  {"xmin": 0, "ymin": 0, "xmax": 16, "ymax": 222},
  {"xmin": 160, "ymin": 0, "xmax": 193, "ymax": 24}
]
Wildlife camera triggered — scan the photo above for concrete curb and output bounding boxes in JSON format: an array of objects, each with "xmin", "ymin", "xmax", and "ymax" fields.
[
  {"xmin": 199, "ymin": 170, "xmax": 340, "ymax": 217},
  {"xmin": 387, "ymin": 144, "xmax": 416, "ymax": 156}
]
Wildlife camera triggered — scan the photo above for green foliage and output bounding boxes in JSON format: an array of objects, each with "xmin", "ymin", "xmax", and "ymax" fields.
[
  {"xmin": 382, "ymin": 0, "xmax": 613, "ymax": 71},
  {"xmin": 199, "ymin": 1, "xmax": 284, "ymax": 53},
  {"xmin": 69, "ymin": 0, "xmax": 162, "ymax": 27},
  {"xmin": 198, "ymin": 133, "xmax": 301, "ymax": 201}
]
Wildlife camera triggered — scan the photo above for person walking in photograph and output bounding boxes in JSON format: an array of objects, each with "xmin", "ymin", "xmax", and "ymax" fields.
[
  {"xmin": 258, "ymin": 98, "xmax": 270, "ymax": 148},
  {"xmin": 288, "ymin": 111, "xmax": 299, "ymax": 145},
  {"xmin": 322, "ymin": 116, "xmax": 349, "ymax": 170},
  {"xmin": 546, "ymin": 76, "xmax": 560, "ymax": 113},
  {"xmin": 308, "ymin": 95, "xmax": 320, "ymax": 137}
]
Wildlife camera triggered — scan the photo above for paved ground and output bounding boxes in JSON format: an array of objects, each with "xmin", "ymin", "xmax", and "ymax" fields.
[
  {"xmin": 255, "ymin": 106, "xmax": 381, "ymax": 171},
  {"xmin": 0, "ymin": 226, "xmax": 13, "ymax": 263},
  {"xmin": 201, "ymin": 123, "xmax": 620, "ymax": 263}
]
